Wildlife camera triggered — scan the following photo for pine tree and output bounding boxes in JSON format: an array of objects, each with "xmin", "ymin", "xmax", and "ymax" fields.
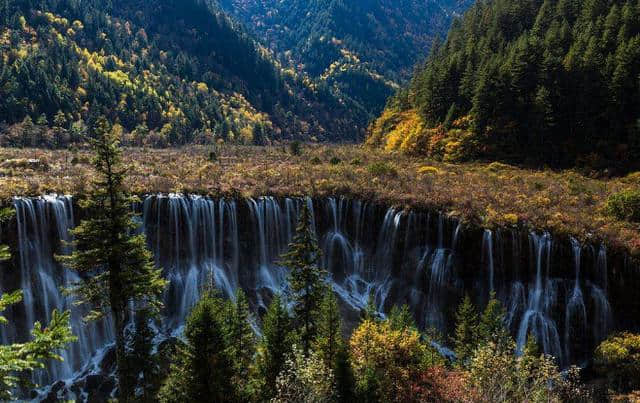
[
  {"xmin": 60, "ymin": 116, "xmax": 166, "ymax": 401},
  {"xmin": 225, "ymin": 289, "xmax": 256, "ymax": 400},
  {"xmin": 478, "ymin": 292, "xmax": 511, "ymax": 348},
  {"xmin": 281, "ymin": 203, "xmax": 326, "ymax": 355},
  {"xmin": 452, "ymin": 294, "xmax": 479, "ymax": 368},
  {"xmin": 0, "ymin": 292, "xmax": 75, "ymax": 399},
  {"xmin": 129, "ymin": 309, "xmax": 158, "ymax": 401},
  {"xmin": 314, "ymin": 290, "xmax": 342, "ymax": 368},
  {"xmin": 388, "ymin": 304, "xmax": 417, "ymax": 331},
  {"xmin": 158, "ymin": 292, "xmax": 235, "ymax": 402},
  {"xmin": 255, "ymin": 294, "xmax": 293, "ymax": 401}
]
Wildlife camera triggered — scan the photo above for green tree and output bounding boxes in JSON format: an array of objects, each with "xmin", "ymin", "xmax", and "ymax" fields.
[
  {"xmin": 60, "ymin": 116, "xmax": 166, "ymax": 401},
  {"xmin": 0, "ymin": 292, "xmax": 75, "ymax": 400},
  {"xmin": 225, "ymin": 289, "xmax": 256, "ymax": 400},
  {"xmin": 254, "ymin": 294, "xmax": 293, "ymax": 401},
  {"xmin": 281, "ymin": 204, "xmax": 326, "ymax": 355},
  {"xmin": 128, "ymin": 309, "xmax": 159, "ymax": 401},
  {"xmin": 452, "ymin": 294, "xmax": 479, "ymax": 367},
  {"xmin": 477, "ymin": 292, "xmax": 510, "ymax": 347},
  {"xmin": 158, "ymin": 292, "xmax": 235, "ymax": 402}
]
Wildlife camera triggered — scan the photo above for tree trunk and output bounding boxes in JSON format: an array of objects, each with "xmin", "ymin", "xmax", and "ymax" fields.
[{"xmin": 114, "ymin": 308, "xmax": 132, "ymax": 402}]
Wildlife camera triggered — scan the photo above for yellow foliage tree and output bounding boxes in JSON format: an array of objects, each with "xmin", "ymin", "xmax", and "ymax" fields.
[{"xmin": 349, "ymin": 319, "xmax": 427, "ymax": 402}]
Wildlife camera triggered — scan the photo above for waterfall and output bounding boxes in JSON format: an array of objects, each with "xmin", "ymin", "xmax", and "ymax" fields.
[
  {"xmin": 8, "ymin": 196, "xmax": 112, "ymax": 387},
  {"xmin": 482, "ymin": 230, "xmax": 495, "ymax": 292},
  {"xmin": 564, "ymin": 237, "xmax": 587, "ymax": 364},
  {"xmin": 515, "ymin": 232, "xmax": 563, "ymax": 362},
  {"xmin": 1, "ymin": 194, "xmax": 631, "ymax": 398}
]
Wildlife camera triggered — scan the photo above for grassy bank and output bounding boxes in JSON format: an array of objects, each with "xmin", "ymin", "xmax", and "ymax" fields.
[{"xmin": 1, "ymin": 145, "xmax": 639, "ymax": 257}]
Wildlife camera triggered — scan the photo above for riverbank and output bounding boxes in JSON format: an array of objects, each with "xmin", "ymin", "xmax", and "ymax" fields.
[{"xmin": 0, "ymin": 144, "xmax": 638, "ymax": 257}]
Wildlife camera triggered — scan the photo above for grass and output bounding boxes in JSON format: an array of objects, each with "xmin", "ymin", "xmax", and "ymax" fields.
[{"xmin": 0, "ymin": 144, "xmax": 639, "ymax": 257}]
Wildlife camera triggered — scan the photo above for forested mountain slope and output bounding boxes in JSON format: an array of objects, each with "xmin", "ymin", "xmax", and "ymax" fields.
[
  {"xmin": 216, "ymin": 0, "xmax": 474, "ymax": 117},
  {"xmin": 368, "ymin": 0, "xmax": 640, "ymax": 173},
  {"xmin": 0, "ymin": 0, "xmax": 362, "ymax": 147}
]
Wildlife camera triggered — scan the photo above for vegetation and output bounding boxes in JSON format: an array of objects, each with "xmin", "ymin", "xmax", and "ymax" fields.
[
  {"xmin": 1, "ymin": 144, "xmax": 639, "ymax": 258},
  {"xmin": 59, "ymin": 117, "xmax": 166, "ymax": 400},
  {"xmin": 369, "ymin": 0, "xmax": 640, "ymax": 173},
  {"xmin": 216, "ymin": 0, "xmax": 473, "ymax": 117},
  {"xmin": 281, "ymin": 203, "xmax": 326, "ymax": 354},
  {"xmin": 0, "ymin": 0, "xmax": 362, "ymax": 146},
  {"xmin": 594, "ymin": 332, "xmax": 640, "ymax": 393},
  {"xmin": 0, "ymin": 293, "xmax": 75, "ymax": 400}
]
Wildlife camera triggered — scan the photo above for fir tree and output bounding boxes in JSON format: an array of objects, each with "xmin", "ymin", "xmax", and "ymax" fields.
[
  {"xmin": 225, "ymin": 289, "xmax": 256, "ymax": 400},
  {"xmin": 452, "ymin": 294, "xmax": 479, "ymax": 368},
  {"xmin": 129, "ymin": 309, "xmax": 158, "ymax": 402},
  {"xmin": 0, "ymin": 292, "xmax": 75, "ymax": 399},
  {"xmin": 388, "ymin": 304, "xmax": 417, "ymax": 331},
  {"xmin": 255, "ymin": 294, "xmax": 293, "ymax": 401},
  {"xmin": 478, "ymin": 292, "xmax": 511, "ymax": 347},
  {"xmin": 60, "ymin": 116, "xmax": 166, "ymax": 401},
  {"xmin": 281, "ymin": 203, "xmax": 326, "ymax": 355},
  {"xmin": 314, "ymin": 290, "xmax": 343, "ymax": 368},
  {"xmin": 158, "ymin": 292, "xmax": 235, "ymax": 402}
]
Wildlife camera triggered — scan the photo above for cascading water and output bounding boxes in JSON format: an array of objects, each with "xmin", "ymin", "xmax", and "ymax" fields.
[
  {"xmin": 0, "ymin": 194, "xmax": 630, "ymax": 400},
  {"xmin": 5, "ymin": 196, "xmax": 113, "ymax": 388}
]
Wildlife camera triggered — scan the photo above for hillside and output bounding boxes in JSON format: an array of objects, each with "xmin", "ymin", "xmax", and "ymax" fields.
[
  {"xmin": 368, "ymin": 0, "xmax": 640, "ymax": 173},
  {"xmin": 0, "ymin": 0, "xmax": 363, "ymax": 147},
  {"xmin": 216, "ymin": 0, "xmax": 474, "ymax": 118}
]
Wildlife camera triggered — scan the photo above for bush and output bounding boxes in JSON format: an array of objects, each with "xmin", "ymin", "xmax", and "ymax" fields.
[
  {"xmin": 310, "ymin": 156, "xmax": 322, "ymax": 165},
  {"xmin": 366, "ymin": 161, "xmax": 397, "ymax": 177},
  {"xmin": 289, "ymin": 141, "xmax": 302, "ymax": 156},
  {"xmin": 329, "ymin": 157, "xmax": 341, "ymax": 165},
  {"xmin": 606, "ymin": 189, "xmax": 640, "ymax": 222},
  {"xmin": 594, "ymin": 332, "xmax": 640, "ymax": 393}
]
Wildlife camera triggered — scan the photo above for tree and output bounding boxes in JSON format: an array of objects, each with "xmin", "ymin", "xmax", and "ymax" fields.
[
  {"xmin": 594, "ymin": 332, "xmax": 640, "ymax": 393},
  {"xmin": 128, "ymin": 309, "xmax": 159, "ymax": 401},
  {"xmin": 60, "ymin": 116, "xmax": 166, "ymax": 401},
  {"xmin": 158, "ymin": 292, "xmax": 235, "ymax": 402},
  {"xmin": 349, "ymin": 319, "xmax": 431, "ymax": 402},
  {"xmin": 272, "ymin": 346, "xmax": 336, "ymax": 403},
  {"xmin": 0, "ymin": 292, "xmax": 75, "ymax": 400},
  {"xmin": 281, "ymin": 204, "xmax": 326, "ymax": 355},
  {"xmin": 452, "ymin": 294, "xmax": 479, "ymax": 367},
  {"xmin": 225, "ymin": 289, "xmax": 255, "ymax": 400},
  {"xmin": 254, "ymin": 294, "xmax": 294, "ymax": 401},
  {"xmin": 477, "ymin": 292, "xmax": 510, "ymax": 347},
  {"xmin": 313, "ymin": 290, "xmax": 355, "ymax": 401},
  {"xmin": 313, "ymin": 290, "xmax": 342, "ymax": 368}
]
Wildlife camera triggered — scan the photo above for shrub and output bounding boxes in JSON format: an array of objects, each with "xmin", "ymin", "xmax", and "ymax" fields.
[
  {"xmin": 329, "ymin": 157, "xmax": 341, "ymax": 165},
  {"xmin": 417, "ymin": 165, "xmax": 440, "ymax": 175},
  {"xmin": 349, "ymin": 158, "xmax": 362, "ymax": 166},
  {"xmin": 289, "ymin": 141, "xmax": 302, "ymax": 156},
  {"xmin": 594, "ymin": 332, "xmax": 640, "ymax": 393},
  {"xmin": 606, "ymin": 189, "xmax": 640, "ymax": 222},
  {"xmin": 485, "ymin": 162, "xmax": 512, "ymax": 173},
  {"xmin": 366, "ymin": 161, "xmax": 397, "ymax": 177},
  {"xmin": 310, "ymin": 156, "xmax": 322, "ymax": 165}
]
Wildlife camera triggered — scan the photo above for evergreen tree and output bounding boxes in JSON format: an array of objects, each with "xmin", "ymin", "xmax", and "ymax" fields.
[
  {"xmin": 255, "ymin": 294, "xmax": 293, "ymax": 401},
  {"xmin": 225, "ymin": 289, "xmax": 255, "ymax": 400},
  {"xmin": 313, "ymin": 290, "xmax": 342, "ymax": 368},
  {"xmin": 129, "ymin": 309, "xmax": 159, "ymax": 401},
  {"xmin": 60, "ymin": 116, "xmax": 166, "ymax": 401},
  {"xmin": 478, "ymin": 292, "xmax": 511, "ymax": 347},
  {"xmin": 158, "ymin": 292, "xmax": 235, "ymax": 402},
  {"xmin": 388, "ymin": 304, "xmax": 417, "ymax": 331},
  {"xmin": 281, "ymin": 204, "xmax": 326, "ymax": 355},
  {"xmin": 452, "ymin": 294, "xmax": 479, "ymax": 368},
  {"xmin": 0, "ymin": 292, "xmax": 75, "ymax": 399}
]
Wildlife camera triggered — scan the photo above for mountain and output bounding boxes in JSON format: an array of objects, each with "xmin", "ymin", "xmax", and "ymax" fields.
[
  {"xmin": 0, "ymin": 0, "xmax": 363, "ymax": 147},
  {"xmin": 216, "ymin": 0, "xmax": 474, "ymax": 118},
  {"xmin": 368, "ymin": 0, "xmax": 640, "ymax": 173}
]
